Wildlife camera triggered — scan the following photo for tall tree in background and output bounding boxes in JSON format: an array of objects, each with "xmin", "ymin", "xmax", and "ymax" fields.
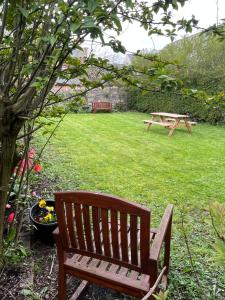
[
  {"xmin": 160, "ymin": 32, "xmax": 225, "ymax": 92},
  {"xmin": 0, "ymin": 0, "xmax": 197, "ymax": 264}
]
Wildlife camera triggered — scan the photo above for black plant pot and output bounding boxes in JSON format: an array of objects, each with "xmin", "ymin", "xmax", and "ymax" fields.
[{"xmin": 29, "ymin": 200, "xmax": 57, "ymax": 244}]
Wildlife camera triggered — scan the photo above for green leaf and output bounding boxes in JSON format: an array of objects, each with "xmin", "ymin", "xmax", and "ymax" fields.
[
  {"xmin": 17, "ymin": 5, "xmax": 29, "ymax": 18},
  {"xmin": 40, "ymin": 287, "xmax": 48, "ymax": 295},
  {"xmin": 126, "ymin": 0, "xmax": 134, "ymax": 9},
  {"xmin": 82, "ymin": 17, "xmax": 97, "ymax": 29},
  {"xmin": 172, "ymin": 0, "xmax": 178, "ymax": 10},
  {"xmin": 186, "ymin": 24, "xmax": 192, "ymax": 33},
  {"xmin": 87, "ymin": 0, "xmax": 98, "ymax": 13},
  {"xmin": 21, "ymin": 289, "xmax": 33, "ymax": 296},
  {"xmin": 42, "ymin": 36, "xmax": 57, "ymax": 46},
  {"xmin": 19, "ymin": 245, "xmax": 27, "ymax": 257},
  {"xmin": 6, "ymin": 228, "xmax": 16, "ymax": 242},
  {"xmin": 70, "ymin": 22, "xmax": 81, "ymax": 33},
  {"xmin": 111, "ymin": 14, "xmax": 122, "ymax": 32}
]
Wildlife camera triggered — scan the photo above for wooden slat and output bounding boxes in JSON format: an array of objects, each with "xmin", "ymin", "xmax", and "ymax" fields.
[
  {"xmin": 140, "ymin": 212, "xmax": 150, "ymax": 273},
  {"xmin": 116, "ymin": 266, "xmax": 128, "ymax": 277},
  {"xmin": 120, "ymin": 213, "xmax": 128, "ymax": 262},
  {"xmin": 130, "ymin": 214, "xmax": 138, "ymax": 265},
  {"xmin": 92, "ymin": 207, "xmax": 102, "ymax": 254},
  {"xmin": 74, "ymin": 204, "xmax": 86, "ymax": 250},
  {"xmin": 111, "ymin": 210, "xmax": 120, "ymax": 260},
  {"xmin": 56, "ymin": 202, "xmax": 70, "ymax": 249},
  {"xmin": 144, "ymin": 120, "xmax": 171, "ymax": 127},
  {"xmin": 83, "ymin": 205, "xmax": 93, "ymax": 252},
  {"xmin": 129, "ymin": 270, "xmax": 139, "ymax": 280},
  {"xmin": 65, "ymin": 202, "xmax": 77, "ymax": 248},
  {"xmin": 98, "ymin": 260, "xmax": 110, "ymax": 271},
  {"xmin": 108, "ymin": 263, "xmax": 119, "ymax": 273},
  {"xmin": 101, "ymin": 209, "xmax": 111, "ymax": 257}
]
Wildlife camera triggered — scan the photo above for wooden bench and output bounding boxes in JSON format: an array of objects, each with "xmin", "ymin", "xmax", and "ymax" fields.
[
  {"xmin": 92, "ymin": 101, "xmax": 112, "ymax": 113},
  {"xmin": 53, "ymin": 191, "xmax": 173, "ymax": 300},
  {"xmin": 165, "ymin": 118, "xmax": 197, "ymax": 125},
  {"xmin": 144, "ymin": 120, "xmax": 172, "ymax": 128}
]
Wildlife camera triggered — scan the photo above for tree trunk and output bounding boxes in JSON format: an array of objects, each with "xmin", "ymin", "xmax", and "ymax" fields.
[{"xmin": 0, "ymin": 134, "xmax": 17, "ymax": 268}]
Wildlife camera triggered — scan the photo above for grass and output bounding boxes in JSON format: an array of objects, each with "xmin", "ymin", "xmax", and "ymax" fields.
[{"xmin": 36, "ymin": 112, "xmax": 225, "ymax": 299}]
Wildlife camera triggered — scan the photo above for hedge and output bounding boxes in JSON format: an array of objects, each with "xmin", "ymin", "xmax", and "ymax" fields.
[{"xmin": 125, "ymin": 89, "xmax": 225, "ymax": 124}]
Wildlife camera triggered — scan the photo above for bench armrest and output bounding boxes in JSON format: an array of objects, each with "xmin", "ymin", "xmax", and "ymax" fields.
[{"xmin": 150, "ymin": 204, "xmax": 173, "ymax": 261}]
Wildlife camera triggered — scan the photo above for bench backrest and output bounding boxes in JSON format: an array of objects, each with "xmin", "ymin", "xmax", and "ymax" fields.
[
  {"xmin": 55, "ymin": 191, "xmax": 151, "ymax": 273},
  {"xmin": 92, "ymin": 101, "xmax": 112, "ymax": 109}
]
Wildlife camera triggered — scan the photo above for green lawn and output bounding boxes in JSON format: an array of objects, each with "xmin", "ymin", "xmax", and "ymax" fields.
[{"xmin": 37, "ymin": 112, "xmax": 225, "ymax": 299}]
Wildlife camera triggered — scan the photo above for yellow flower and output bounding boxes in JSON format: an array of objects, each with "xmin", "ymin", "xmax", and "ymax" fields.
[
  {"xmin": 46, "ymin": 206, "xmax": 54, "ymax": 212},
  {"xmin": 44, "ymin": 213, "xmax": 53, "ymax": 222},
  {"xmin": 39, "ymin": 199, "xmax": 46, "ymax": 208}
]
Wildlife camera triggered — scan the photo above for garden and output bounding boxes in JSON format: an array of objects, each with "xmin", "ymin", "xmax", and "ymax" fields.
[
  {"xmin": 0, "ymin": 1, "xmax": 225, "ymax": 300},
  {"xmin": 0, "ymin": 112, "xmax": 224, "ymax": 299}
]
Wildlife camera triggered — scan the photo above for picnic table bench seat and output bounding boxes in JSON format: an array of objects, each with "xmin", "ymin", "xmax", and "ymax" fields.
[
  {"xmin": 165, "ymin": 118, "xmax": 197, "ymax": 125},
  {"xmin": 53, "ymin": 191, "xmax": 173, "ymax": 300},
  {"xmin": 144, "ymin": 120, "xmax": 172, "ymax": 127}
]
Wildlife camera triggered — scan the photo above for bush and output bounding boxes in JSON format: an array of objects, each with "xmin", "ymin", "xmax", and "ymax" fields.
[
  {"xmin": 66, "ymin": 97, "xmax": 86, "ymax": 113},
  {"xmin": 126, "ymin": 88, "xmax": 225, "ymax": 124},
  {"xmin": 113, "ymin": 101, "xmax": 128, "ymax": 112}
]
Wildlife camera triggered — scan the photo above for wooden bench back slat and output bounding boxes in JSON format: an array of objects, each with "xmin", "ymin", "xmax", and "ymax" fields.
[
  {"xmin": 57, "ymin": 202, "xmax": 70, "ymax": 249},
  {"xmin": 130, "ymin": 214, "xmax": 138, "ymax": 265},
  {"xmin": 140, "ymin": 214, "xmax": 150, "ymax": 273},
  {"xmin": 65, "ymin": 202, "xmax": 77, "ymax": 248},
  {"xmin": 74, "ymin": 203, "xmax": 86, "ymax": 250},
  {"xmin": 111, "ymin": 210, "xmax": 120, "ymax": 259},
  {"xmin": 120, "ymin": 213, "xmax": 128, "ymax": 262},
  {"xmin": 55, "ymin": 191, "xmax": 151, "ymax": 273},
  {"xmin": 101, "ymin": 208, "xmax": 111, "ymax": 257},
  {"xmin": 82, "ymin": 205, "xmax": 93, "ymax": 252},
  {"xmin": 92, "ymin": 207, "xmax": 102, "ymax": 254}
]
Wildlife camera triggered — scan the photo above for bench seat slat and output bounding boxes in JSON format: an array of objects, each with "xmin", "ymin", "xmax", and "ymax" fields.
[
  {"xmin": 143, "ymin": 120, "xmax": 171, "ymax": 127},
  {"xmin": 65, "ymin": 254, "xmax": 150, "ymax": 296}
]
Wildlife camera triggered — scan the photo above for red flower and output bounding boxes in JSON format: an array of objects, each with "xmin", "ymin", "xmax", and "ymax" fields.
[
  {"xmin": 7, "ymin": 212, "xmax": 15, "ymax": 223},
  {"xmin": 33, "ymin": 164, "xmax": 42, "ymax": 172},
  {"xmin": 17, "ymin": 148, "xmax": 36, "ymax": 176}
]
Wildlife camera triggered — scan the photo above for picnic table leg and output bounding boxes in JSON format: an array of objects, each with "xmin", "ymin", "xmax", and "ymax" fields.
[
  {"xmin": 168, "ymin": 120, "xmax": 180, "ymax": 136},
  {"xmin": 160, "ymin": 116, "xmax": 165, "ymax": 123},
  {"xmin": 147, "ymin": 122, "xmax": 152, "ymax": 130},
  {"xmin": 184, "ymin": 120, "xmax": 192, "ymax": 134}
]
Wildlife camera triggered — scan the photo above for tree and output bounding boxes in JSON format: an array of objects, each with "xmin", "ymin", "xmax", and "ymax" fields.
[
  {"xmin": 159, "ymin": 29, "xmax": 225, "ymax": 92},
  {"xmin": 0, "ymin": 0, "xmax": 197, "ymax": 265}
]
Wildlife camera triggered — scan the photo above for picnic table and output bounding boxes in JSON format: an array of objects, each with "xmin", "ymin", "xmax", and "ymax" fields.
[{"xmin": 144, "ymin": 112, "xmax": 196, "ymax": 136}]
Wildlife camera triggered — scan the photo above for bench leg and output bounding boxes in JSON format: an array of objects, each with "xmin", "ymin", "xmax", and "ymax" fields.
[
  {"xmin": 168, "ymin": 120, "xmax": 180, "ymax": 136},
  {"xmin": 147, "ymin": 123, "xmax": 152, "ymax": 130},
  {"xmin": 58, "ymin": 268, "xmax": 67, "ymax": 300},
  {"xmin": 184, "ymin": 120, "xmax": 192, "ymax": 134}
]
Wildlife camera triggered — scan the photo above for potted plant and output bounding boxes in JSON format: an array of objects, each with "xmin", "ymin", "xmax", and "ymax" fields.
[{"xmin": 29, "ymin": 198, "xmax": 57, "ymax": 243}]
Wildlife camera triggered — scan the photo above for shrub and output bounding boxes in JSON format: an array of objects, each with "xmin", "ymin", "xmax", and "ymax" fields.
[
  {"xmin": 126, "ymin": 88, "xmax": 225, "ymax": 124},
  {"xmin": 114, "ymin": 101, "xmax": 128, "ymax": 112}
]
